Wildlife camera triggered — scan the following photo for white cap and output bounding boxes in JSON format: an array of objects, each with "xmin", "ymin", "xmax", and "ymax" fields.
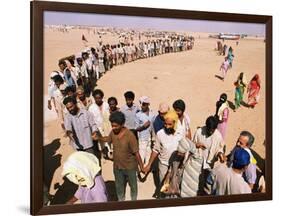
[{"xmin": 139, "ymin": 96, "xmax": 150, "ymax": 104}]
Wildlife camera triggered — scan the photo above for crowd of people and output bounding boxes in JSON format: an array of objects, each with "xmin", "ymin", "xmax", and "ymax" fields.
[
  {"xmin": 48, "ymin": 34, "xmax": 195, "ymax": 101},
  {"xmin": 46, "ymin": 35, "xmax": 264, "ymax": 205},
  {"xmin": 216, "ymin": 41, "xmax": 261, "ymax": 111}
]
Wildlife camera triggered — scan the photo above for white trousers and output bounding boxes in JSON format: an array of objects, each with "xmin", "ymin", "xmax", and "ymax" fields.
[{"xmin": 138, "ymin": 139, "xmax": 152, "ymax": 165}]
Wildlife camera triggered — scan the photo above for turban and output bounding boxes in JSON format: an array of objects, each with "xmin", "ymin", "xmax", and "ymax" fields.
[
  {"xmin": 158, "ymin": 102, "xmax": 169, "ymax": 113},
  {"xmin": 164, "ymin": 110, "xmax": 179, "ymax": 130}
]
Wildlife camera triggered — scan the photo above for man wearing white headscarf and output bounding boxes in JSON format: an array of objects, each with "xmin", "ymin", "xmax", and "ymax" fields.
[{"xmin": 63, "ymin": 151, "xmax": 108, "ymax": 204}]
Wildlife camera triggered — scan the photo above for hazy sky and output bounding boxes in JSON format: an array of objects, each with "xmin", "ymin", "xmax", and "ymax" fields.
[{"xmin": 44, "ymin": 11, "xmax": 265, "ymax": 36}]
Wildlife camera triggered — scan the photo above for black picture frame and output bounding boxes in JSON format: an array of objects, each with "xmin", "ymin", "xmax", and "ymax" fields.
[{"xmin": 31, "ymin": 1, "xmax": 272, "ymax": 215}]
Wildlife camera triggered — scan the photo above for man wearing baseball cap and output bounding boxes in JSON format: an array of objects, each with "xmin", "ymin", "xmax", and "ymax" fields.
[{"xmin": 212, "ymin": 147, "xmax": 252, "ymax": 195}]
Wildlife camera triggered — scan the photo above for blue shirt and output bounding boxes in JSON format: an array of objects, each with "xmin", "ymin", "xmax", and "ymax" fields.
[
  {"xmin": 153, "ymin": 115, "xmax": 165, "ymax": 134},
  {"xmin": 64, "ymin": 70, "xmax": 76, "ymax": 87}
]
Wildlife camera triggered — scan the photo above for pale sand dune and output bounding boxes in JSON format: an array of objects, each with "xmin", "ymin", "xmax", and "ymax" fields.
[{"xmin": 44, "ymin": 28, "xmax": 266, "ymax": 201}]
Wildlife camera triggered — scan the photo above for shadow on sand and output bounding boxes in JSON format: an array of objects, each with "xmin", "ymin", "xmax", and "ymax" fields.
[
  {"xmin": 227, "ymin": 100, "xmax": 236, "ymax": 111},
  {"xmin": 44, "ymin": 139, "xmax": 62, "ymax": 191},
  {"xmin": 215, "ymin": 75, "xmax": 224, "ymax": 81},
  {"xmin": 50, "ymin": 177, "xmax": 78, "ymax": 205},
  {"xmin": 240, "ymin": 101, "xmax": 251, "ymax": 108},
  {"xmin": 44, "ymin": 138, "xmax": 77, "ymax": 205}
]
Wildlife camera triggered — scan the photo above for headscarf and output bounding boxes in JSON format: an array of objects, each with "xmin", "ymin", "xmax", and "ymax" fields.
[
  {"xmin": 62, "ymin": 151, "xmax": 101, "ymax": 189},
  {"xmin": 250, "ymin": 74, "xmax": 261, "ymax": 89},
  {"xmin": 164, "ymin": 110, "xmax": 179, "ymax": 130},
  {"xmin": 158, "ymin": 102, "xmax": 169, "ymax": 113},
  {"xmin": 64, "ymin": 59, "xmax": 73, "ymax": 70},
  {"xmin": 216, "ymin": 93, "xmax": 229, "ymax": 121},
  {"xmin": 139, "ymin": 96, "xmax": 150, "ymax": 104},
  {"xmin": 237, "ymin": 72, "xmax": 248, "ymax": 86}
]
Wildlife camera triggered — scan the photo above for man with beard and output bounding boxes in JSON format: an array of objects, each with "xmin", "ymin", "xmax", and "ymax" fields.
[
  {"xmin": 108, "ymin": 97, "xmax": 120, "ymax": 114},
  {"xmin": 107, "ymin": 111, "xmax": 144, "ymax": 201},
  {"xmin": 120, "ymin": 91, "xmax": 140, "ymax": 138},
  {"xmin": 76, "ymin": 86, "xmax": 93, "ymax": 110},
  {"xmin": 143, "ymin": 110, "xmax": 182, "ymax": 185},
  {"xmin": 151, "ymin": 102, "xmax": 170, "ymax": 198},
  {"xmin": 89, "ymin": 89, "xmax": 111, "ymax": 158},
  {"xmin": 89, "ymin": 89, "xmax": 111, "ymax": 138},
  {"xmin": 63, "ymin": 96, "xmax": 99, "ymax": 155}
]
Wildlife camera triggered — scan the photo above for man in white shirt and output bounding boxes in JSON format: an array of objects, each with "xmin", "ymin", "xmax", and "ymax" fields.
[
  {"xmin": 190, "ymin": 116, "xmax": 225, "ymax": 195},
  {"xmin": 49, "ymin": 75, "xmax": 67, "ymax": 129},
  {"xmin": 47, "ymin": 71, "xmax": 64, "ymax": 109},
  {"xmin": 120, "ymin": 91, "xmax": 139, "ymax": 137},
  {"xmin": 82, "ymin": 52, "xmax": 94, "ymax": 86},
  {"xmin": 173, "ymin": 99, "xmax": 192, "ymax": 140},
  {"xmin": 135, "ymin": 96, "xmax": 155, "ymax": 165},
  {"xmin": 74, "ymin": 57, "xmax": 88, "ymax": 85},
  {"xmin": 47, "ymin": 61, "xmax": 66, "ymax": 110},
  {"xmin": 88, "ymin": 89, "xmax": 111, "ymax": 156},
  {"xmin": 143, "ymin": 110, "xmax": 182, "ymax": 183}
]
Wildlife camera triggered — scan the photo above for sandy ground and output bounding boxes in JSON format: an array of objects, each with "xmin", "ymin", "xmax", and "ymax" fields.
[{"xmin": 43, "ymin": 28, "xmax": 266, "ymax": 203}]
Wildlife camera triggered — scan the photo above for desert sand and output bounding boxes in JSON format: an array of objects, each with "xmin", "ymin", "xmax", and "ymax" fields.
[{"xmin": 43, "ymin": 28, "xmax": 266, "ymax": 203}]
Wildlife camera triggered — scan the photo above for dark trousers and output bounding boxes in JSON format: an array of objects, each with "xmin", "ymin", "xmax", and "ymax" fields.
[
  {"xmin": 151, "ymin": 157, "xmax": 161, "ymax": 197},
  {"xmin": 113, "ymin": 168, "xmax": 138, "ymax": 201},
  {"xmin": 129, "ymin": 129, "xmax": 138, "ymax": 140}
]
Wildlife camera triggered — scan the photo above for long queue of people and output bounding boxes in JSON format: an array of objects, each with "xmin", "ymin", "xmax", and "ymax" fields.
[
  {"xmin": 48, "ymin": 35, "xmax": 194, "ymax": 100},
  {"xmin": 46, "ymin": 38, "xmax": 263, "ymax": 205}
]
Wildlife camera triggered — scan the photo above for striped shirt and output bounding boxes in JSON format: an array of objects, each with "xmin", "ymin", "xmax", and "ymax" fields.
[
  {"xmin": 177, "ymin": 138, "xmax": 202, "ymax": 197},
  {"xmin": 64, "ymin": 108, "xmax": 98, "ymax": 150}
]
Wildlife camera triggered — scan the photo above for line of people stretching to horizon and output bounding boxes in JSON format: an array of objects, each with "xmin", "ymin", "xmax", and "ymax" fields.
[{"xmin": 45, "ymin": 36, "xmax": 263, "ymax": 205}]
